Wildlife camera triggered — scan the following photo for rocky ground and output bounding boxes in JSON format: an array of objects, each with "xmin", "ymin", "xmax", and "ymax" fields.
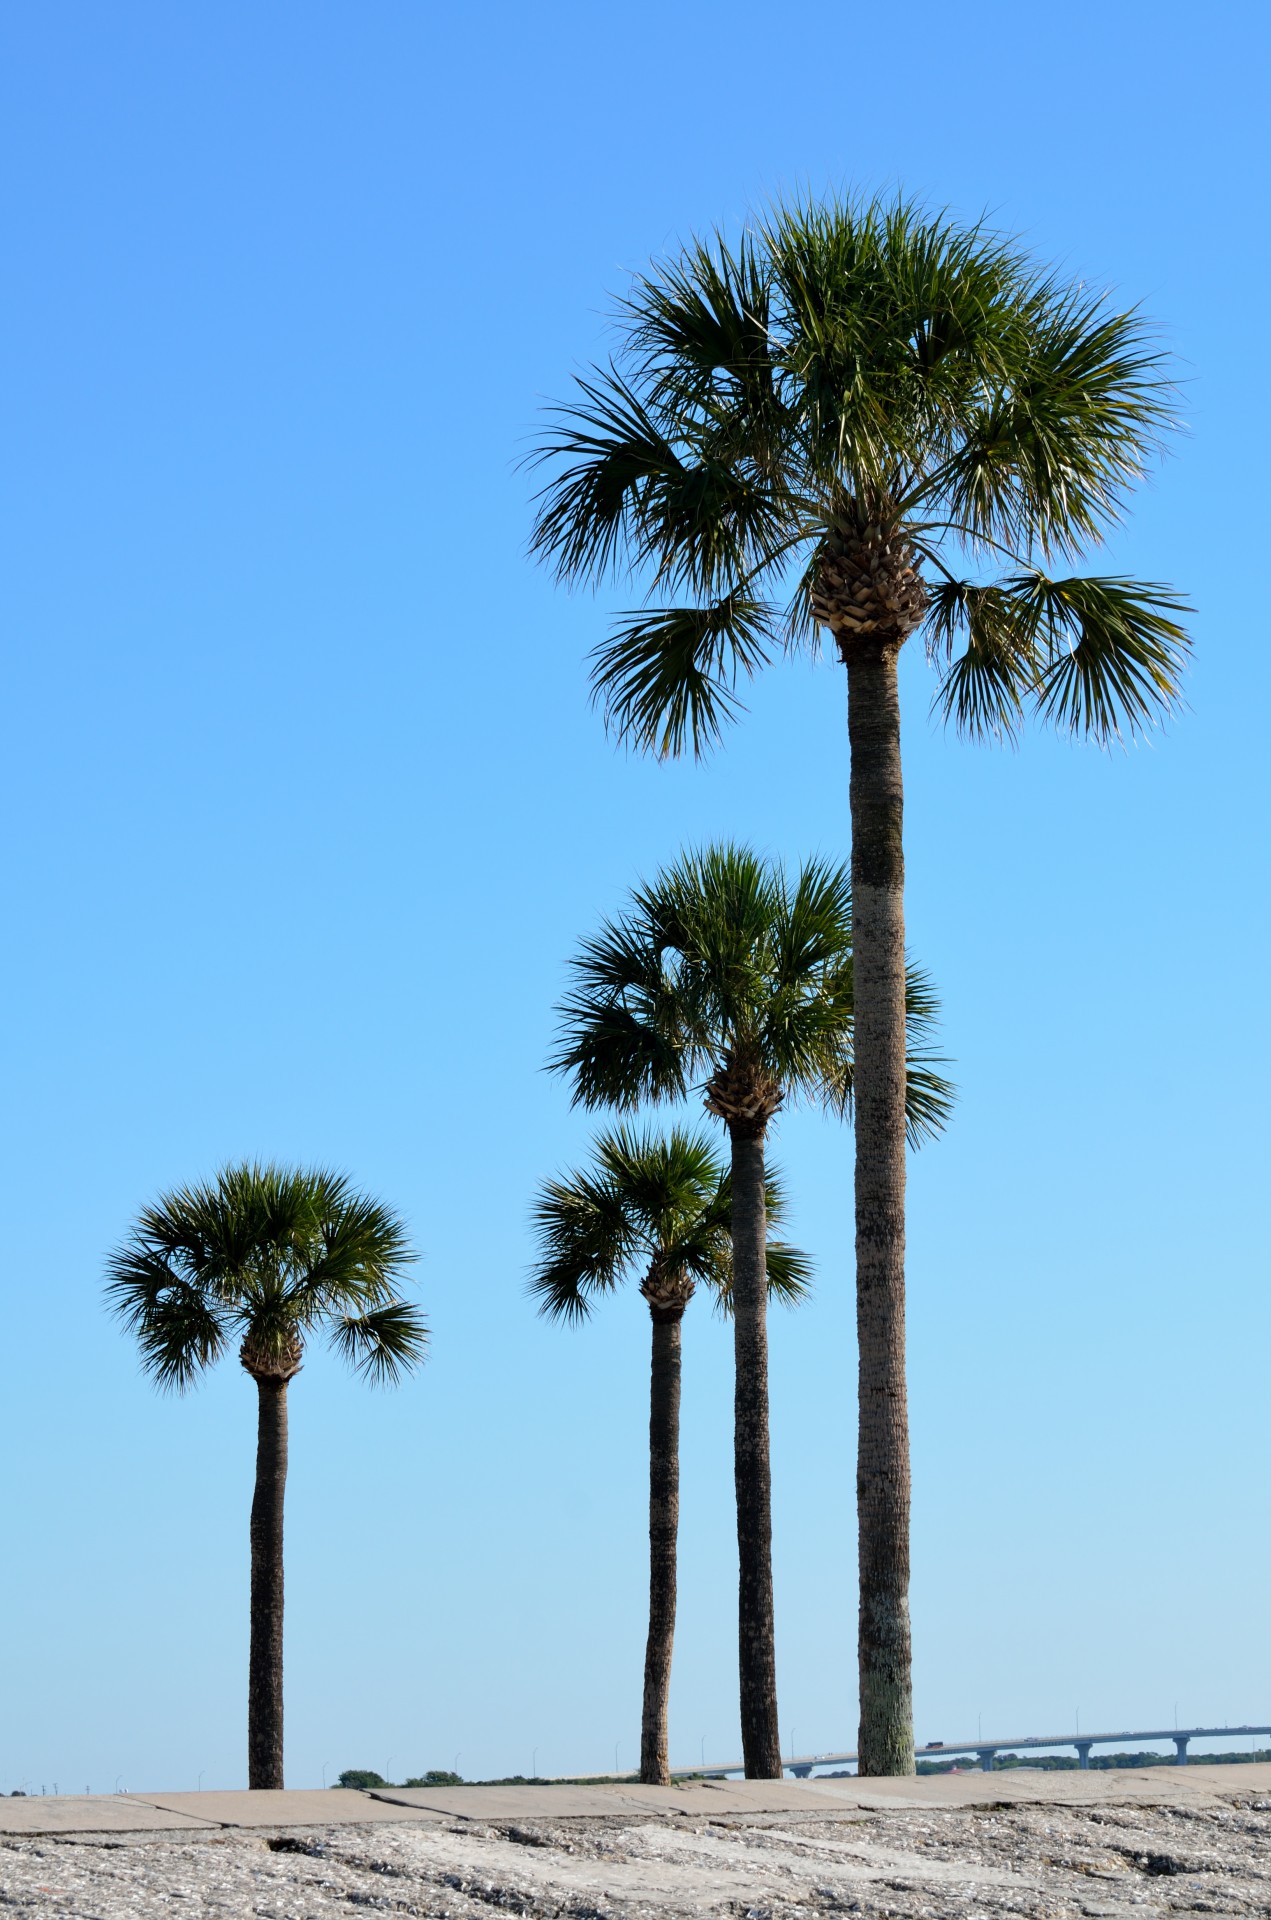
[{"xmin": 6, "ymin": 1794, "xmax": 1271, "ymax": 1920}]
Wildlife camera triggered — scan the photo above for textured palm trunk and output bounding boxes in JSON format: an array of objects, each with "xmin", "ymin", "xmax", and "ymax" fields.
[
  {"xmin": 729, "ymin": 1124, "xmax": 783, "ymax": 1779},
  {"xmin": 640, "ymin": 1305, "xmax": 684, "ymax": 1785},
  {"xmin": 248, "ymin": 1377, "xmax": 288, "ymax": 1790},
  {"xmin": 847, "ymin": 645, "xmax": 914, "ymax": 1777}
]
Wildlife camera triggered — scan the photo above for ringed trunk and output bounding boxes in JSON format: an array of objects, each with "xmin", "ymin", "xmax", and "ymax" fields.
[
  {"xmin": 640, "ymin": 1303, "xmax": 685, "ymax": 1785},
  {"xmin": 729, "ymin": 1124, "xmax": 783, "ymax": 1779},
  {"xmin": 248, "ymin": 1376, "xmax": 289, "ymax": 1790},
  {"xmin": 847, "ymin": 644, "xmax": 914, "ymax": 1777}
]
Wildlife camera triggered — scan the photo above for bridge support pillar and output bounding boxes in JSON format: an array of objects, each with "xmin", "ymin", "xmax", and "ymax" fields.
[
  {"xmin": 977, "ymin": 1750, "xmax": 995, "ymax": 1772},
  {"xmin": 1173, "ymin": 1737, "xmax": 1189, "ymax": 1766},
  {"xmin": 789, "ymin": 1765, "xmax": 813, "ymax": 1779},
  {"xmin": 1075, "ymin": 1742, "xmax": 1093, "ymax": 1770}
]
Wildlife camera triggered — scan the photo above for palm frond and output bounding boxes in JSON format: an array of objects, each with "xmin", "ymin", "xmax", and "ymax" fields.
[
  {"xmin": 625, "ymin": 233, "xmax": 778, "ymax": 407},
  {"xmin": 761, "ymin": 193, "xmax": 1029, "ymax": 500},
  {"xmin": 936, "ymin": 288, "xmax": 1174, "ymax": 555},
  {"xmin": 527, "ymin": 369, "xmax": 687, "ymax": 584},
  {"xmin": 903, "ymin": 1065, "xmax": 959, "ymax": 1145},
  {"xmin": 653, "ymin": 845, "xmax": 857, "ymax": 1103},
  {"xmin": 550, "ymin": 910, "xmax": 702, "ymax": 1111},
  {"xmin": 550, "ymin": 993, "xmax": 690, "ymax": 1113},
  {"xmin": 710, "ymin": 1231, "xmax": 814, "ymax": 1318},
  {"xmin": 529, "ymin": 1167, "xmax": 637, "ymax": 1321},
  {"xmin": 104, "ymin": 1248, "xmax": 227, "ymax": 1392},
  {"xmin": 643, "ymin": 462, "xmax": 791, "ymax": 596},
  {"xmin": 1024, "ymin": 573, "xmax": 1192, "ymax": 741},
  {"xmin": 596, "ymin": 1125, "xmax": 726, "ymax": 1226},
  {"xmin": 900, "ymin": 961, "xmax": 946, "ymax": 1053},
  {"xmin": 775, "ymin": 856, "xmax": 854, "ymax": 981},
  {"xmin": 289, "ymin": 1187, "xmax": 416, "ymax": 1321},
  {"xmin": 929, "ymin": 570, "xmax": 1190, "ymax": 744},
  {"xmin": 926, "ymin": 576, "xmax": 1035, "ymax": 740},
  {"xmin": 328, "ymin": 1300, "xmax": 428, "ymax": 1386},
  {"xmin": 760, "ymin": 1165, "xmax": 790, "ymax": 1227},
  {"xmin": 900, "ymin": 955, "xmax": 957, "ymax": 1145},
  {"xmin": 762, "ymin": 1238, "xmax": 814, "ymax": 1306},
  {"xmin": 590, "ymin": 592, "xmax": 777, "ymax": 759},
  {"xmin": 822, "ymin": 959, "xmax": 956, "ymax": 1146}
]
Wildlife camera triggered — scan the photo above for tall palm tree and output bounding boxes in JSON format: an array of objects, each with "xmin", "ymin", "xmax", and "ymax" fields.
[
  {"xmin": 105, "ymin": 1162, "xmax": 426, "ymax": 1790},
  {"xmin": 530, "ymin": 198, "xmax": 1188, "ymax": 1773},
  {"xmin": 531, "ymin": 1125, "xmax": 810, "ymax": 1785},
  {"xmin": 551, "ymin": 845, "xmax": 950, "ymax": 1777}
]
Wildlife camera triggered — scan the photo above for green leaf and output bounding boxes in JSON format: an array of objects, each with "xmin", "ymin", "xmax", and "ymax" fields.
[
  {"xmin": 104, "ymin": 1253, "xmax": 227, "ymax": 1393},
  {"xmin": 329, "ymin": 1300, "xmax": 429, "ymax": 1387},
  {"xmin": 590, "ymin": 593, "xmax": 776, "ymax": 759},
  {"xmin": 927, "ymin": 577, "xmax": 1035, "ymax": 740},
  {"xmin": 929, "ymin": 570, "xmax": 1190, "ymax": 743},
  {"xmin": 528, "ymin": 370, "xmax": 688, "ymax": 584},
  {"xmin": 762, "ymin": 1239, "xmax": 814, "ymax": 1307},
  {"xmin": 821, "ymin": 959, "xmax": 957, "ymax": 1146},
  {"xmin": 1025, "ymin": 573, "xmax": 1192, "ymax": 741}
]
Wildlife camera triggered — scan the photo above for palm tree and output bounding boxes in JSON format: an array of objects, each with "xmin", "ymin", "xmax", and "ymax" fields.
[
  {"xmin": 551, "ymin": 845, "xmax": 950, "ymax": 1777},
  {"xmin": 105, "ymin": 1162, "xmax": 426, "ymax": 1790},
  {"xmin": 531, "ymin": 1124, "xmax": 811, "ymax": 1785},
  {"xmin": 530, "ymin": 198, "xmax": 1188, "ymax": 1773}
]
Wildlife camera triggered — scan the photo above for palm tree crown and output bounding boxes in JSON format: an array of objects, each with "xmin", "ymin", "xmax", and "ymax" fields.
[
  {"xmin": 106, "ymin": 1162, "xmax": 427, "ymax": 1390},
  {"xmin": 552, "ymin": 844, "xmax": 951, "ymax": 1140},
  {"xmin": 530, "ymin": 193, "xmax": 1189, "ymax": 754},
  {"xmin": 530, "ymin": 1125, "xmax": 811, "ymax": 1321}
]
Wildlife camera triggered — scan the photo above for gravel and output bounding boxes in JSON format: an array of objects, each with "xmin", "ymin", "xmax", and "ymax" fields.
[{"xmin": 6, "ymin": 1796, "xmax": 1271, "ymax": 1918}]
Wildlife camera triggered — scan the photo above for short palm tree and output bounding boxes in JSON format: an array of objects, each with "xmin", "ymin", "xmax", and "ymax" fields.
[
  {"xmin": 531, "ymin": 1125, "xmax": 810, "ymax": 1785},
  {"xmin": 551, "ymin": 845, "xmax": 949, "ymax": 1777},
  {"xmin": 105, "ymin": 1162, "xmax": 427, "ymax": 1790},
  {"xmin": 530, "ymin": 197, "xmax": 1188, "ymax": 1773}
]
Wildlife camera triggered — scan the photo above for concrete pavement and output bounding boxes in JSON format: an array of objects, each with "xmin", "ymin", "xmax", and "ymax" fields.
[
  {"xmin": 371, "ymin": 1778, "xmax": 853, "ymax": 1819},
  {"xmin": 4, "ymin": 1763, "xmax": 1271, "ymax": 1834}
]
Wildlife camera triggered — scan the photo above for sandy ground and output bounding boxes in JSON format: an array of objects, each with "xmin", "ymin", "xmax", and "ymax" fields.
[{"xmin": 6, "ymin": 1793, "xmax": 1271, "ymax": 1919}]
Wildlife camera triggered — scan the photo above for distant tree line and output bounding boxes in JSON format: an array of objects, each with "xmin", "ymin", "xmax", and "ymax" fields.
[{"xmin": 337, "ymin": 1769, "xmax": 464, "ymax": 1790}]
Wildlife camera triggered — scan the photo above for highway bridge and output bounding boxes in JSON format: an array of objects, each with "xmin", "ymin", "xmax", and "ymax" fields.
[{"xmin": 697, "ymin": 1725, "xmax": 1271, "ymax": 1777}]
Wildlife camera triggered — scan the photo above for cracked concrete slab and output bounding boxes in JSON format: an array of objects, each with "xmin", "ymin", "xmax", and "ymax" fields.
[
  {"xmin": 372, "ymin": 1777, "xmax": 861, "ymax": 1819},
  {"xmin": 0, "ymin": 1796, "xmax": 216, "ymax": 1834},
  {"xmin": 6, "ymin": 1780, "xmax": 1271, "ymax": 1917},
  {"xmin": 126, "ymin": 1787, "xmax": 450, "ymax": 1828}
]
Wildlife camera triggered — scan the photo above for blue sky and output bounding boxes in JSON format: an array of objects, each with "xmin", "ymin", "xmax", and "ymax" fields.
[{"xmin": 2, "ymin": 0, "xmax": 1268, "ymax": 1791}]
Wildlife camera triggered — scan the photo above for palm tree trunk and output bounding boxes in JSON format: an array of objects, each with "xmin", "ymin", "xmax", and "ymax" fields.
[
  {"xmin": 248, "ymin": 1376, "xmax": 288, "ymax": 1790},
  {"xmin": 847, "ymin": 645, "xmax": 914, "ymax": 1777},
  {"xmin": 640, "ymin": 1305, "xmax": 684, "ymax": 1785},
  {"xmin": 729, "ymin": 1123, "xmax": 783, "ymax": 1779}
]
